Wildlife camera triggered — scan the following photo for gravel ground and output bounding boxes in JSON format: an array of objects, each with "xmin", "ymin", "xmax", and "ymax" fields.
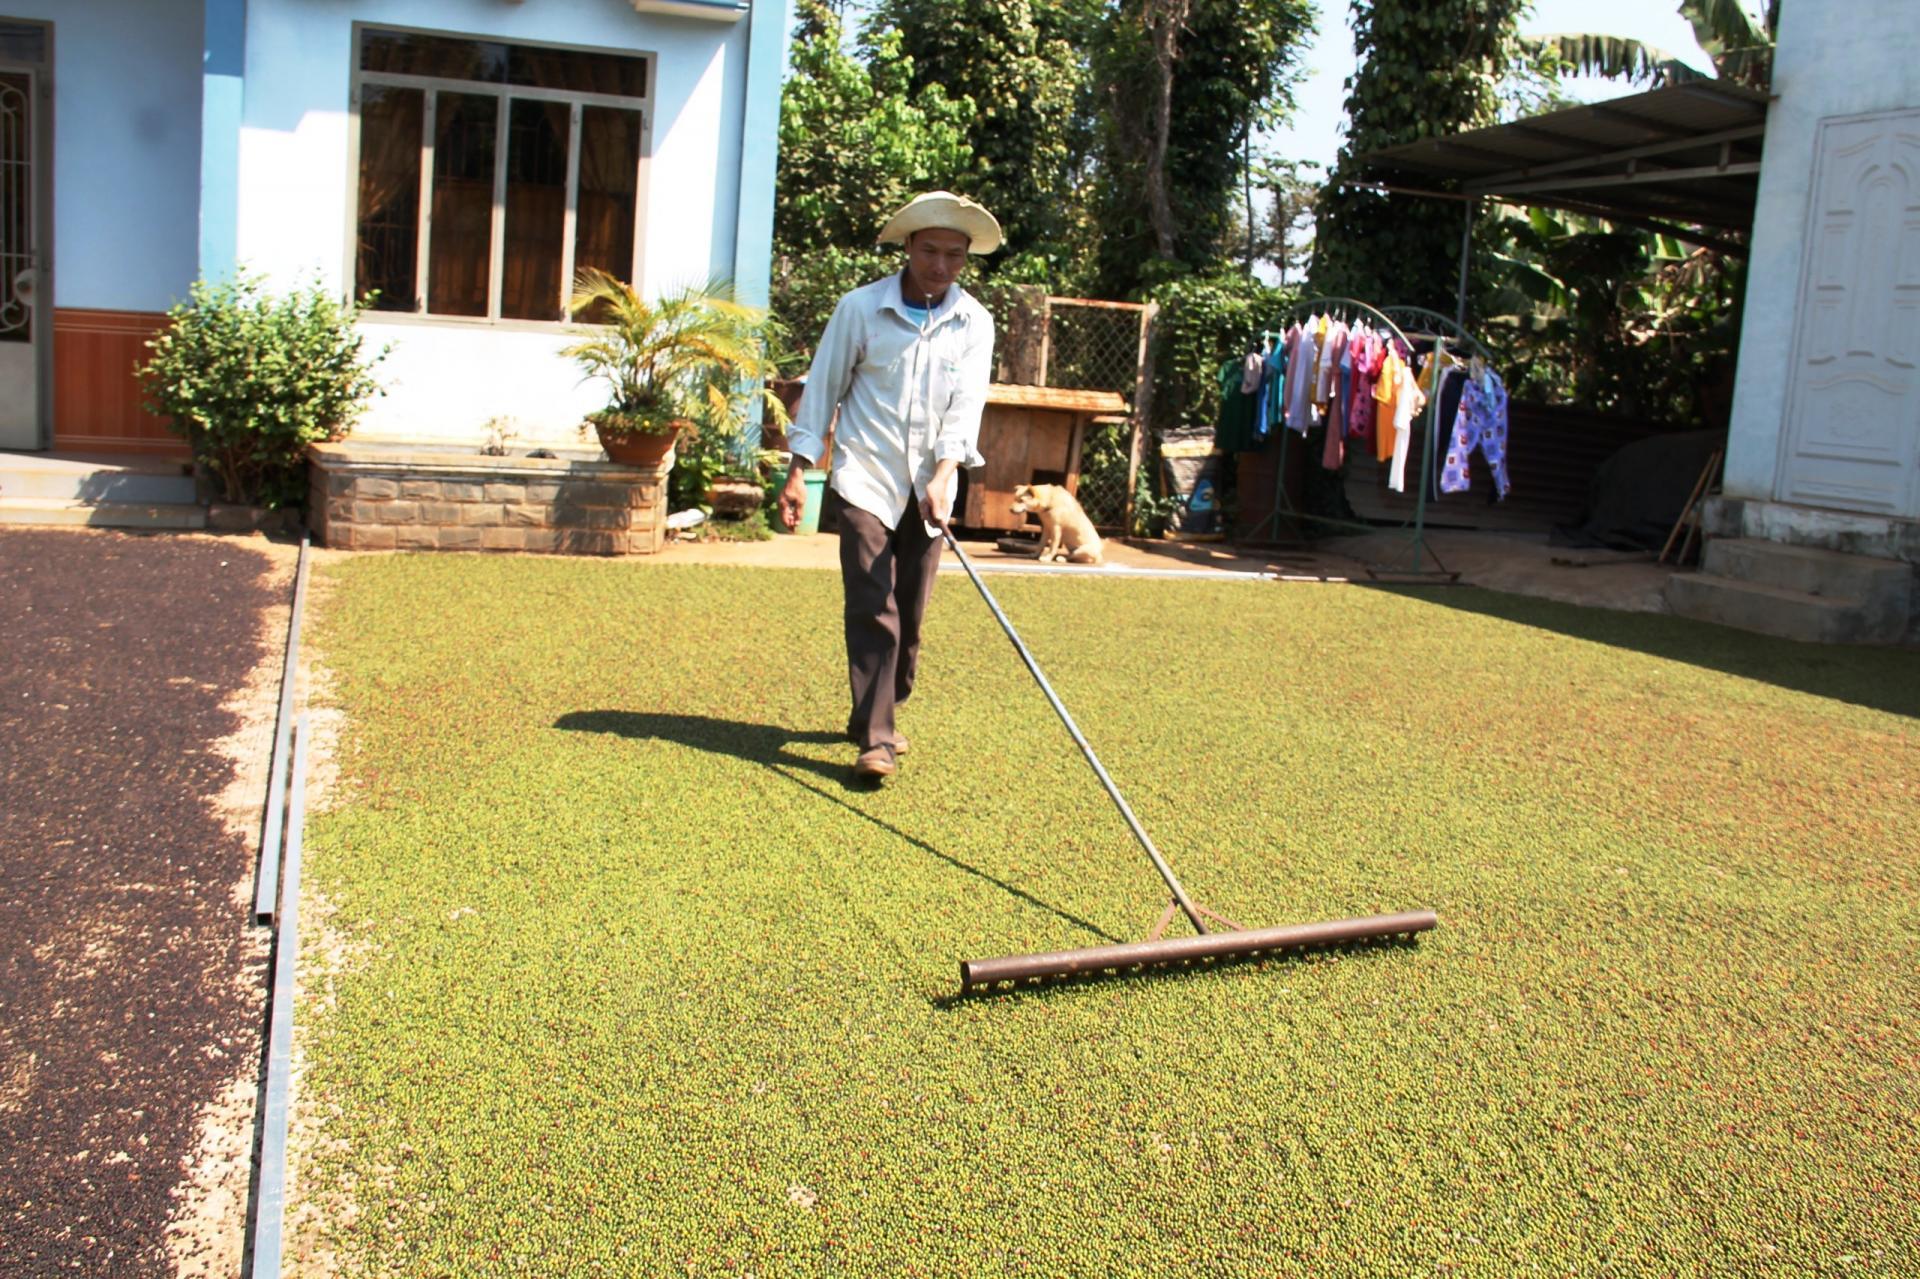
[{"xmin": 0, "ymin": 528, "xmax": 283, "ymax": 1277}]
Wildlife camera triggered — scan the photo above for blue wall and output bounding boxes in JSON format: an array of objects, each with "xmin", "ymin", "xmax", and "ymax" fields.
[
  {"xmin": 11, "ymin": 0, "xmax": 204, "ymax": 311},
  {"xmin": 229, "ymin": 0, "xmax": 787, "ymax": 444}
]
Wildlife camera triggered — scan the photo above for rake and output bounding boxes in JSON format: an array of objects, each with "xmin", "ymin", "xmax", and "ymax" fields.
[{"xmin": 942, "ymin": 531, "xmax": 1437, "ymax": 994}]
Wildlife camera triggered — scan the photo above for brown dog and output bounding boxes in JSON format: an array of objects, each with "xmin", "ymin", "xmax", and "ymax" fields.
[{"xmin": 1010, "ymin": 483, "xmax": 1104, "ymax": 565}]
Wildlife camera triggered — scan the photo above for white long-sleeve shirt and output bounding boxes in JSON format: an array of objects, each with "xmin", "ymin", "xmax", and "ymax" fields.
[{"xmin": 786, "ymin": 273, "xmax": 994, "ymax": 530}]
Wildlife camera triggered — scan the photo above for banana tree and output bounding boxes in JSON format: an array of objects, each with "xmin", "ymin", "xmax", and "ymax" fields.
[{"xmin": 1520, "ymin": 0, "xmax": 1778, "ymax": 91}]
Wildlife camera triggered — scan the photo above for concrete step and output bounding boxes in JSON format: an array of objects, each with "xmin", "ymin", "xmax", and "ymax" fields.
[
  {"xmin": 1704, "ymin": 536, "xmax": 1912, "ymax": 602},
  {"xmin": 0, "ymin": 454, "xmax": 197, "ymax": 504},
  {"xmin": 0, "ymin": 497, "xmax": 208, "ymax": 531},
  {"xmin": 1665, "ymin": 571, "xmax": 1907, "ymax": 645}
]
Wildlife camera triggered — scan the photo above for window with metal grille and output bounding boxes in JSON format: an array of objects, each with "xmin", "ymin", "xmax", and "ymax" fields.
[{"xmin": 351, "ymin": 26, "xmax": 651, "ymax": 323}]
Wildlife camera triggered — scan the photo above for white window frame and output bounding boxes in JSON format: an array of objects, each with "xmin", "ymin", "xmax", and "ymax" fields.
[{"xmin": 345, "ymin": 22, "xmax": 655, "ymax": 328}]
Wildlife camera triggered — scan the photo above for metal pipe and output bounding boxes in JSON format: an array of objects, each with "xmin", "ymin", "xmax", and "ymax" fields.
[
  {"xmin": 254, "ymin": 532, "xmax": 311, "ymax": 923},
  {"xmin": 249, "ymin": 712, "xmax": 309, "ymax": 1277},
  {"xmin": 962, "ymin": 910, "xmax": 1438, "ymax": 991},
  {"xmin": 1455, "ymin": 196, "xmax": 1475, "ymax": 330},
  {"xmin": 943, "ymin": 531, "xmax": 1208, "ymax": 936}
]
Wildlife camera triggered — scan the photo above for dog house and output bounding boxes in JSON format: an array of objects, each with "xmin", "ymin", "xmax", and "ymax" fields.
[
  {"xmin": 965, "ymin": 293, "xmax": 1153, "ymax": 535},
  {"xmin": 965, "ymin": 385, "xmax": 1130, "ymax": 532}
]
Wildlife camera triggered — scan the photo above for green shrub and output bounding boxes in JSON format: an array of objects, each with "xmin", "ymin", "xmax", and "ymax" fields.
[
  {"xmin": 140, "ymin": 274, "xmax": 387, "ymax": 510},
  {"xmin": 769, "ymin": 246, "xmax": 897, "ymax": 374},
  {"xmin": 1145, "ymin": 271, "xmax": 1292, "ymax": 437}
]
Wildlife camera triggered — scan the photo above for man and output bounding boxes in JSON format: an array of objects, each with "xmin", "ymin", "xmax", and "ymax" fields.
[{"xmin": 778, "ymin": 192, "xmax": 1000, "ymax": 780}]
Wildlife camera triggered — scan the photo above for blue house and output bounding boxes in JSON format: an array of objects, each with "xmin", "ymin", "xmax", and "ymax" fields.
[{"xmin": 0, "ymin": 0, "xmax": 789, "ymax": 456}]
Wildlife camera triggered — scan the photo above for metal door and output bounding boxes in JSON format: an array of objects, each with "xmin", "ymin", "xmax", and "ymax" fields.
[
  {"xmin": 0, "ymin": 65, "xmax": 38, "ymax": 448},
  {"xmin": 1778, "ymin": 110, "xmax": 1920, "ymax": 519}
]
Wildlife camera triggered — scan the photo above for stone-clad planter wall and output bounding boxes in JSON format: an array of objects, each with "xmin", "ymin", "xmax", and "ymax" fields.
[{"xmin": 309, "ymin": 442, "xmax": 669, "ymax": 554}]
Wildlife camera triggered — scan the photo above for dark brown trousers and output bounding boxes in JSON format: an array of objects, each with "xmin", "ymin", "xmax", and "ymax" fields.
[{"xmin": 831, "ymin": 488, "xmax": 944, "ymax": 750}]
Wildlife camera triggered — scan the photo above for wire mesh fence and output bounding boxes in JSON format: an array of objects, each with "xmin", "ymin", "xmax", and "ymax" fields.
[
  {"xmin": 1071, "ymin": 416, "xmax": 1136, "ymax": 531},
  {"xmin": 1041, "ymin": 301, "xmax": 1144, "ymax": 395},
  {"xmin": 967, "ymin": 286, "xmax": 1150, "ymax": 531},
  {"xmin": 971, "ymin": 289, "xmax": 1148, "ymax": 394}
]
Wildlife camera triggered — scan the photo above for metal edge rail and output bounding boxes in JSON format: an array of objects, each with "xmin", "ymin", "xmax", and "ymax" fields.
[
  {"xmin": 254, "ymin": 533, "xmax": 311, "ymax": 923},
  {"xmin": 248, "ymin": 711, "xmax": 309, "ymax": 1279}
]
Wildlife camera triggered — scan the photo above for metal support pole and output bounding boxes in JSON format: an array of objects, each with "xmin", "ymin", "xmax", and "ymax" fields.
[{"xmin": 1454, "ymin": 196, "xmax": 1475, "ymax": 330}]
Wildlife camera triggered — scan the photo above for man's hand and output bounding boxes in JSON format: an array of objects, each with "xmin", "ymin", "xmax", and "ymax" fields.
[
  {"xmin": 920, "ymin": 463, "xmax": 958, "ymax": 530},
  {"xmin": 778, "ymin": 461, "xmax": 811, "ymax": 530}
]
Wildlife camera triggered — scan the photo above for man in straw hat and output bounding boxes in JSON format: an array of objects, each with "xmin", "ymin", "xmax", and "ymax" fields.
[{"xmin": 779, "ymin": 191, "xmax": 1002, "ymax": 781}]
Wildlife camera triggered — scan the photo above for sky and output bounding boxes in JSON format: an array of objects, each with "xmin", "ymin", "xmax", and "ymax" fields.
[{"xmin": 1266, "ymin": 0, "xmax": 1721, "ymax": 172}]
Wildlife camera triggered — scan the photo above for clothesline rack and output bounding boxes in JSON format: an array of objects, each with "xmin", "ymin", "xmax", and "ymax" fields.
[{"xmin": 1240, "ymin": 295, "xmax": 1494, "ymax": 582}]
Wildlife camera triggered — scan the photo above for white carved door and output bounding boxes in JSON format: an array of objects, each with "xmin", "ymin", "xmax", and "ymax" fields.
[
  {"xmin": 1779, "ymin": 110, "xmax": 1920, "ymax": 519},
  {"xmin": 0, "ymin": 65, "xmax": 38, "ymax": 448}
]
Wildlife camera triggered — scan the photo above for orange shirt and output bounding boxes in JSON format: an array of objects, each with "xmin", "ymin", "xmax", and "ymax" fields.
[{"xmin": 1373, "ymin": 349, "xmax": 1404, "ymax": 462}]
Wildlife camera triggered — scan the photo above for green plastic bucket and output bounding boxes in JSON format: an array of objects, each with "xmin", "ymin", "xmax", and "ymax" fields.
[{"xmin": 793, "ymin": 469, "xmax": 828, "ymax": 535}]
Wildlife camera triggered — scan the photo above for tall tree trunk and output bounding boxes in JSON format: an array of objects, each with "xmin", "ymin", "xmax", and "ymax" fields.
[
  {"xmin": 1142, "ymin": 0, "xmax": 1188, "ymax": 261},
  {"xmin": 1243, "ymin": 133, "xmax": 1255, "ymax": 274}
]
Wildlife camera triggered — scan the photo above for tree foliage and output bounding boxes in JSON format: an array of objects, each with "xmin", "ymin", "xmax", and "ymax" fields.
[
  {"xmin": 1308, "ymin": 0, "xmax": 1530, "ymax": 310},
  {"xmin": 1481, "ymin": 208, "xmax": 1743, "ymax": 424},
  {"xmin": 774, "ymin": 0, "xmax": 974, "ymax": 259},
  {"xmin": 872, "ymin": 0, "xmax": 1098, "ymax": 279},
  {"xmin": 1088, "ymin": 0, "xmax": 1314, "ymax": 298},
  {"xmin": 770, "ymin": 0, "xmax": 975, "ymax": 363}
]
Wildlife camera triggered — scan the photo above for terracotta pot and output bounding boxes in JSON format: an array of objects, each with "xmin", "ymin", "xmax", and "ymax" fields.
[
  {"xmin": 594, "ymin": 419, "xmax": 679, "ymax": 466},
  {"xmin": 707, "ymin": 476, "xmax": 764, "ymax": 517},
  {"xmin": 764, "ymin": 378, "xmax": 807, "ymax": 452}
]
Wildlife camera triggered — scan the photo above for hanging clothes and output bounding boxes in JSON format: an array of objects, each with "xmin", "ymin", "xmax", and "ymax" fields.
[
  {"xmin": 1430, "ymin": 364, "xmax": 1468, "ymax": 500},
  {"xmin": 1215, "ymin": 356, "xmax": 1260, "ymax": 452},
  {"xmin": 1320, "ymin": 323, "xmax": 1351, "ymax": 470},
  {"xmin": 1240, "ymin": 348, "xmax": 1264, "ymax": 395},
  {"xmin": 1262, "ymin": 339, "xmax": 1288, "ymax": 440},
  {"xmin": 1315, "ymin": 319, "xmax": 1345, "ymax": 408},
  {"xmin": 1346, "ymin": 329, "xmax": 1382, "ymax": 443},
  {"xmin": 1372, "ymin": 343, "xmax": 1408, "ymax": 463},
  {"xmin": 1322, "ymin": 333, "xmax": 1351, "ymax": 470},
  {"xmin": 1248, "ymin": 337, "xmax": 1281, "ymax": 448},
  {"xmin": 1380, "ymin": 349, "xmax": 1427, "ymax": 492},
  {"xmin": 1284, "ymin": 321, "xmax": 1317, "ymax": 435},
  {"xmin": 1440, "ymin": 368, "xmax": 1512, "ymax": 498}
]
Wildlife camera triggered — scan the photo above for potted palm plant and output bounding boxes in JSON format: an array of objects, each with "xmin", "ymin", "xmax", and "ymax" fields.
[{"xmin": 561, "ymin": 269, "xmax": 785, "ymax": 468}]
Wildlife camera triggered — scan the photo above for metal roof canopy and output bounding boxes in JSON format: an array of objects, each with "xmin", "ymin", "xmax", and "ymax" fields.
[{"xmin": 1355, "ymin": 80, "xmax": 1772, "ymax": 244}]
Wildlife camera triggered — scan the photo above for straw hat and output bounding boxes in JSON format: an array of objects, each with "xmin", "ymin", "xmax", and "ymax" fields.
[{"xmin": 877, "ymin": 191, "xmax": 1003, "ymax": 255}]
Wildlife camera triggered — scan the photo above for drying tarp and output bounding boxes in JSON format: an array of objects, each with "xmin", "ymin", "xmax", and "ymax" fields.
[{"xmin": 1552, "ymin": 426, "xmax": 1726, "ymax": 551}]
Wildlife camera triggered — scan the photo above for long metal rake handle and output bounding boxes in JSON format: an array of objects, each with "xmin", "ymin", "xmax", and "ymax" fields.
[{"xmin": 943, "ymin": 531, "xmax": 1209, "ymax": 935}]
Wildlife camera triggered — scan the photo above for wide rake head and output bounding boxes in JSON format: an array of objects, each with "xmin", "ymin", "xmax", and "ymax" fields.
[{"xmin": 960, "ymin": 910, "xmax": 1439, "ymax": 994}]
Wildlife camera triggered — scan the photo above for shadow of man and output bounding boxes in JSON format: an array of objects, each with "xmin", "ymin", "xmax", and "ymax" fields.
[
  {"xmin": 553, "ymin": 709, "xmax": 1117, "ymax": 943},
  {"xmin": 556, "ymin": 709, "xmax": 850, "ymax": 787}
]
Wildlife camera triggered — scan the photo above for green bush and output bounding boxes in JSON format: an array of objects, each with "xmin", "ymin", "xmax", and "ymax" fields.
[
  {"xmin": 1145, "ymin": 270, "xmax": 1292, "ymax": 437},
  {"xmin": 140, "ymin": 274, "xmax": 387, "ymax": 510},
  {"xmin": 769, "ymin": 246, "xmax": 897, "ymax": 374}
]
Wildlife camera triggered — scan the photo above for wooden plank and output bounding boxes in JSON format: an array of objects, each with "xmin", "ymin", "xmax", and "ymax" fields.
[
  {"xmin": 1065, "ymin": 412, "xmax": 1087, "ymax": 495},
  {"xmin": 974, "ymin": 405, "xmax": 1080, "ymax": 531},
  {"xmin": 985, "ymin": 383, "xmax": 1128, "ymax": 413},
  {"xmin": 51, "ymin": 309, "xmax": 187, "ymax": 457},
  {"xmin": 976, "ymin": 405, "xmax": 1032, "ymax": 532},
  {"xmin": 1045, "ymin": 296, "xmax": 1150, "ymax": 312},
  {"xmin": 1123, "ymin": 303, "xmax": 1157, "ymax": 536}
]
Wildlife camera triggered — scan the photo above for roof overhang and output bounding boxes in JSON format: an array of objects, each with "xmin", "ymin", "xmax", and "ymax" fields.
[{"xmin": 1354, "ymin": 81, "xmax": 1772, "ymax": 243}]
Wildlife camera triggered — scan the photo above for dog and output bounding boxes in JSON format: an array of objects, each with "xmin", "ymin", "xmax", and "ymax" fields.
[{"xmin": 1010, "ymin": 483, "xmax": 1104, "ymax": 565}]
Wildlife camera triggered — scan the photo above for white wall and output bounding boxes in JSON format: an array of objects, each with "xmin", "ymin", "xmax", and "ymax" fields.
[
  {"xmin": 238, "ymin": 0, "xmax": 750, "ymax": 443},
  {"xmin": 12, "ymin": 0, "xmax": 202, "ymax": 311},
  {"xmin": 1725, "ymin": 0, "xmax": 1920, "ymax": 501}
]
